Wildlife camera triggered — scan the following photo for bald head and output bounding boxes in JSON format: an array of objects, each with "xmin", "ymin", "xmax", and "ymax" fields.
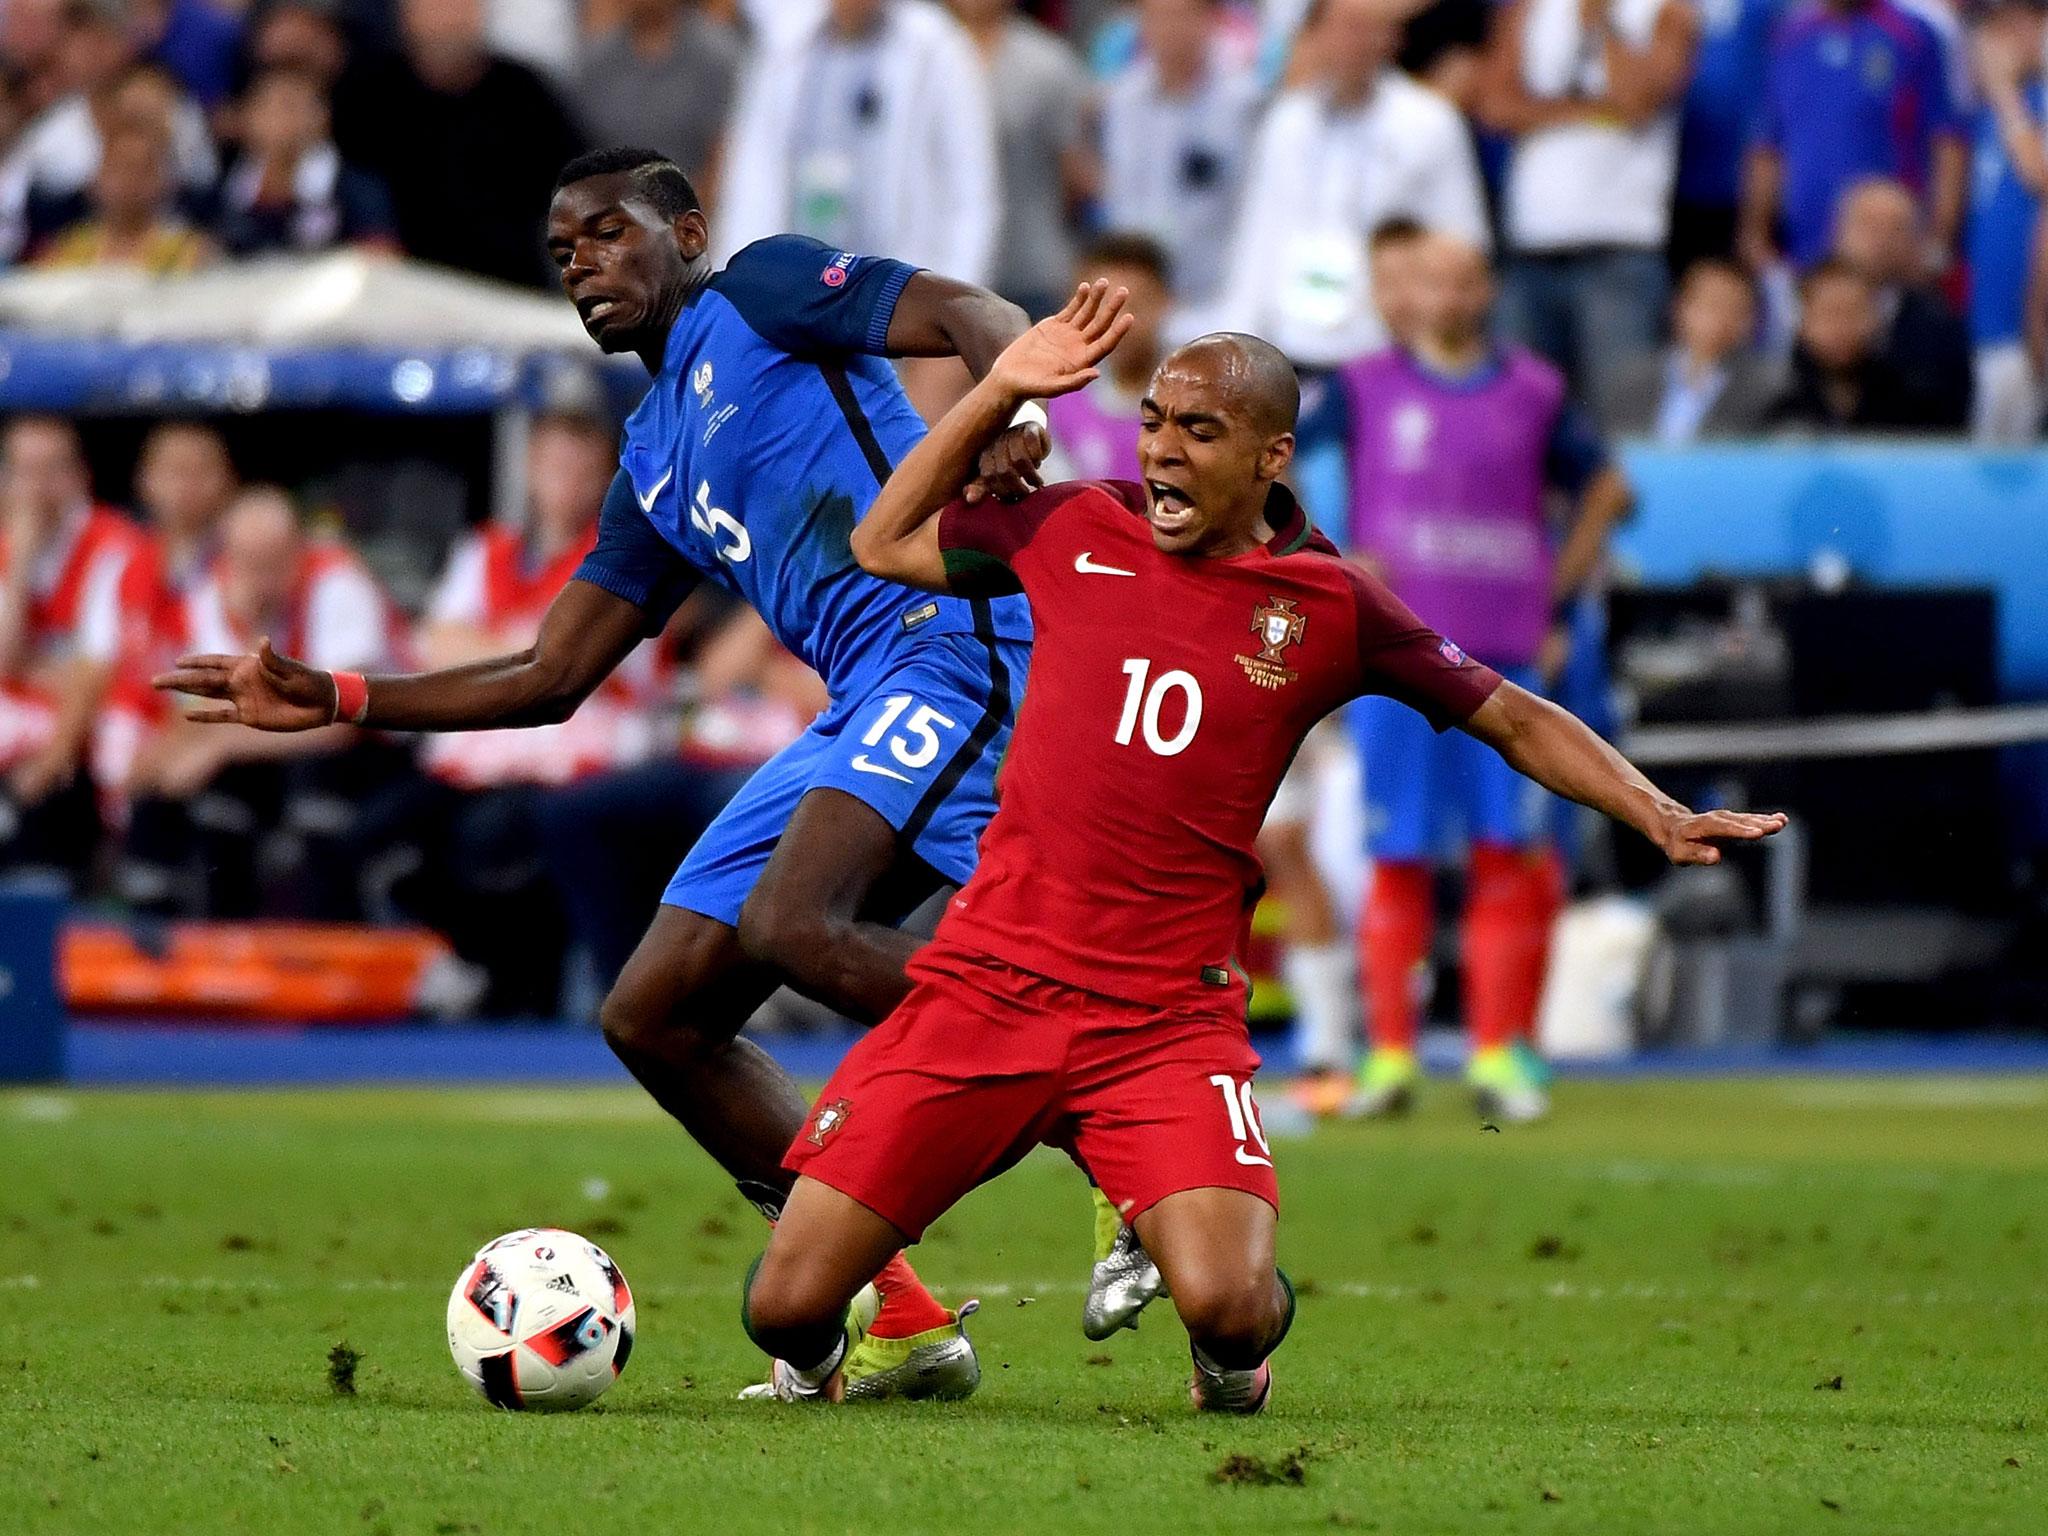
[{"xmin": 1158, "ymin": 333, "xmax": 1301, "ymax": 438}]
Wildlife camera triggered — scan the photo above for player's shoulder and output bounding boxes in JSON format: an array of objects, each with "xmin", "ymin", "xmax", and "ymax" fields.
[
  {"xmin": 712, "ymin": 234, "xmax": 848, "ymax": 300},
  {"xmin": 1497, "ymin": 343, "xmax": 1569, "ymax": 406}
]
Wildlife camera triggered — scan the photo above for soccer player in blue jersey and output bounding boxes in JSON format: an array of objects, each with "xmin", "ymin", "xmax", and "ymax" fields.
[{"xmin": 156, "ymin": 147, "xmax": 1073, "ymax": 1398}]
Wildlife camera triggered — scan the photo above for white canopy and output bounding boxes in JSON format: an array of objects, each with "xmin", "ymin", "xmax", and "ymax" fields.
[{"xmin": 0, "ymin": 254, "xmax": 595, "ymax": 353}]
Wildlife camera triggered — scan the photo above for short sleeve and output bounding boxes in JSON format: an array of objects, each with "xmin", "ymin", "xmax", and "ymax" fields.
[
  {"xmin": 1341, "ymin": 562, "xmax": 1503, "ymax": 729},
  {"xmin": 935, "ymin": 480, "xmax": 1105, "ymax": 597},
  {"xmin": 714, "ymin": 234, "xmax": 919, "ymax": 357},
  {"xmin": 573, "ymin": 470, "xmax": 702, "ymax": 635},
  {"xmin": 304, "ymin": 561, "xmax": 393, "ymax": 673},
  {"xmin": 1543, "ymin": 400, "xmax": 1610, "ymax": 499}
]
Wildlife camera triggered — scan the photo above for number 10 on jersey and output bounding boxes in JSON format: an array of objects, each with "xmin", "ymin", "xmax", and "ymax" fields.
[{"xmin": 1114, "ymin": 659, "xmax": 1203, "ymax": 757}]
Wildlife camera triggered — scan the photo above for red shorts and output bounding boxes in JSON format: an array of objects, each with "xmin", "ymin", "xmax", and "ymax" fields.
[{"xmin": 784, "ymin": 943, "xmax": 1279, "ymax": 1241}]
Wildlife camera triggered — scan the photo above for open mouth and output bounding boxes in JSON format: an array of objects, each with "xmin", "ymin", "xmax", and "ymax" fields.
[
  {"xmin": 577, "ymin": 295, "xmax": 626, "ymax": 328},
  {"xmin": 1146, "ymin": 480, "xmax": 1196, "ymax": 536}
]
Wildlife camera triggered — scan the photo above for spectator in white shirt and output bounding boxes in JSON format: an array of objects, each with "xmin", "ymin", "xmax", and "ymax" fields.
[
  {"xmin": 1098, "ymin": 0, "xmax": 1267, "ymax": 309},
  {"xmin": 0, "ymin": 3, "xmax": 217, "ymax": 261},
  {"xmin": 1209, "ymin": 0, "xmax": 1489, "ymax": 368},
  {"xmin": 717, "ymin": 0, "xmax": 998, "ymax": 286},
  {"xmin": 1477, "ymin": 0, "xmax": 1700, "ymax": 408},
  {"xmin": 951, "ymin": 0, "xmax": 1096, "ymax": 318}
]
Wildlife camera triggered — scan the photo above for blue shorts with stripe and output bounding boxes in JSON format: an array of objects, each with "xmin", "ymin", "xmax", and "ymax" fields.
[{"xmin": 662, "ymin": 629, "xmax": 1029, "ymax": 927}]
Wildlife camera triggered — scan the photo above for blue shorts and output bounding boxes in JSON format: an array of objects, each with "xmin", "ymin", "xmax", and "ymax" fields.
[
  {"xmin": 1350, "ymin": 665, "xmax": 1552, "ymax": 862},
  {"xmin": 663, "ymin": 631, "xmax": 1028, "ymax": 927}
]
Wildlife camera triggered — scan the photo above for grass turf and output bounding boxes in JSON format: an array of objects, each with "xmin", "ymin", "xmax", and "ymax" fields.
[{"xmin": 1, "ymin": 1076, "xmax": 2042, "ymax": 1535}]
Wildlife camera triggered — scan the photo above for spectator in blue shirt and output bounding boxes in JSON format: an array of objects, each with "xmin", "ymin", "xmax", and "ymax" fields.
[
  {"xmin": 135, "ymin": 0, "xmax": 245, "ymax": 109},
  {"xmin": 1739, "ymin": 0, "xmax": 1967, "ymax": 273},
  {"xmin": 1671, "ymin": 0, "xmax": 1783, "ymax": 277},
  {"xmin": 1967, "ymin": 0, "xmax": 2048, "ymax": 442}
]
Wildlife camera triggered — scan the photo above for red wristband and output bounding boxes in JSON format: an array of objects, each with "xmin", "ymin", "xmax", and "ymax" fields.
[{"xmin": 330, "ymin": 670, "xmax": 370, "ymax": 725}]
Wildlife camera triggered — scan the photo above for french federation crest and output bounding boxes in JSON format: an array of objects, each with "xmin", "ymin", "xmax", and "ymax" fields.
[
  {"xmin": 806, "ymin": 1099, "xmax": 852, "ymax": 1146},
  {"xmin": 1236, "ymin": 596, "xmax": 1306, "ymax": 690}
]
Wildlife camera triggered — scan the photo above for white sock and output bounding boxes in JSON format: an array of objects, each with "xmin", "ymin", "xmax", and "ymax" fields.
[
  {"xmin": 788, "ymin": 1331, "xmax": 848, "ymax": 1390},
  {"xmin": 1285, "ymin": 939, "xmax": 1360, "ymax": 1073}
]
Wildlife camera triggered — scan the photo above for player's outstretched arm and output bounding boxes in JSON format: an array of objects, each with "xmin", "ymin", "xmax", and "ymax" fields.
[
  {"xmin": 885, "ymin": 271, "xmax": 1047, "ymax": 503},
  {"xmin": 853, "ymin": 280, "xmax": 1133, "ymax": 593},
  {"xmin": 154, "ymin": 578, "xmax": 651, "ymax": 734},
  {"xmin": 1464, "ymin": 680, "xmax": 1786, "ymax": 865}
]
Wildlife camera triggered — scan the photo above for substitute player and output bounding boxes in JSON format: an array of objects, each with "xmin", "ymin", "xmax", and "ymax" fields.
[
  {"xmin": 156, "ymin": 146, "xmax": 1057, "ymax": 1399},
  {"xmin": 739, "ymin": 283, "xmax": 1785, "ymax": 1410},
  {"xmin": 1339, "ymin": 232, "xmax": 1635, "ymax": 1124}
]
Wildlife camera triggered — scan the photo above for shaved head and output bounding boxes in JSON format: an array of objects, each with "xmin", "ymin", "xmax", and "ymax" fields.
[{"xmin": 1158, "ymin": 333, "xmax": 1301, "ymax": 437}]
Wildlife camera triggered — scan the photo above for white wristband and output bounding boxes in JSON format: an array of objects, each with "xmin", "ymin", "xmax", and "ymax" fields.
[{"xmin": 1010, "ymin": 399, "xmax": 1049, "ymax": 434}]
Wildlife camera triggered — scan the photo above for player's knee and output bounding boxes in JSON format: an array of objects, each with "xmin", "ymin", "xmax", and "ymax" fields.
[
  {"xmin": 1171, "ymin": 1269, "xmax": 1285, "ymax": 1366},
  {"xmin": 598, "ymin": 981, "xmax": 709, "ymax": 1062}
]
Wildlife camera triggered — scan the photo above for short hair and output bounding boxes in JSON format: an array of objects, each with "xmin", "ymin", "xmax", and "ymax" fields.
[
  {"xmin": 1170, "ymin": 332, "xmax": 1301, "ymax": 436},
  {"xmin": 1799, "ymin": 255, "xmax": 1871, "ymax": 299},
  {"xmin": 1368, "ymin": 217, "xmax": 1427, "ymax": 253},
  {"xmin": 1678, "ymin": 255, "xmax": 1760, "ymax": 309},
  {"xmin": 1077, "ymin": 230, "xmax": 1173, "ymax": 285},
  {"xmin": 552, "ymin": 147, "xmax": 700, "ymax": 221}
]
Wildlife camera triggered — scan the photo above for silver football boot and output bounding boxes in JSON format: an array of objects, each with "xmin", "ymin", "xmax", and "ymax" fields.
[
  {"xmin": 841, "ymin": 1297, "xmax": 981, "ymax": 1401},
  {"xmin": 1188, "ymin": 1347, "xmax": 1273, "ymax": 1414},
  {"xmin": 1083, "ymin": 1223, "xmax": 1166, "ymax": 1340}
]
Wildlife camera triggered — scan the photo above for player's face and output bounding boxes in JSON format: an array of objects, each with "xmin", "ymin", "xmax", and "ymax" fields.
[
  {"xmin": 547, "ymin": 174, "xmax": 703, "ymax": 355},
  {"xmin": 1138, "ymin": 361, "xmax": 1289, "ymax": 557}
]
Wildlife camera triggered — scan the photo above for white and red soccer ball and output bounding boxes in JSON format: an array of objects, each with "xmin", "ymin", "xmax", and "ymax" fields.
[{"xmin": 446, "ymin": 1228, "xmax": 636, "ymax": 1411}]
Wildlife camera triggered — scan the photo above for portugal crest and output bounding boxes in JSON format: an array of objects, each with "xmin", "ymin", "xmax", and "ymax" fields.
[
  {"xmin": 1236, "ymin": 596, "xmax": 1306, "ymax": 690},
  {"xmin": 807, "ymin": 1099, "xmax": 852, "ymax": 1146}
]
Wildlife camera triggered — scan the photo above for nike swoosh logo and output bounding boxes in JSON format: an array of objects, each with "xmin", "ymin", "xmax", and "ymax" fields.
[
  {"xmin": 635, "ymin": 468, "xmax": 673, "ymax": 512},
  {"xmin": 1074, "ymin": 552, "xmax": 1137, "ymax": 577},
  {"xmin": 1235, "ymin": 1147, "xmax": 1274, "ymax": 1168},
  {"xmin": 850, "ymin": 754, "xmax": 913, "ymax": 784}
]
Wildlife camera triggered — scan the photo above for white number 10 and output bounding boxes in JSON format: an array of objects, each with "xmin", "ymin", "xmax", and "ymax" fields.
[{"xmin": 1114, "ymin": 658, "xmax": 1203, "ymax": 757}]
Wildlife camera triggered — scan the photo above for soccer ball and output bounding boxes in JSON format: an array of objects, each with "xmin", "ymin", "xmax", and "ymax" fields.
[{"xmin": 446, "ymin": 1228, "xmax": 636, "ymax": 1411}]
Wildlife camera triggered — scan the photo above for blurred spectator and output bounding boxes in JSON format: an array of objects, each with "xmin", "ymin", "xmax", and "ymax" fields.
[
  {"xmin": 718, "ymin": 0, "xmax": 998, "ymax": 286},
  {"xmin": 1042, "ymin": 231, "xmax": 1172, "ymax": 481},
  {"xmin": 353, "ymin": 400, "xmax": 661, "ymax": 1013},
  {"xmin": 1397, "ymin": 0, "xmax": 1492, "ymax": 112},
  {"xmin": 1740, "ymin": 0, "xmax": 1967, "ymax": 273},
  {"xmin": 1211, "ymin": 0, "xmax": 1488, "ymax": 367},
  {"xmin": 0, "ymin": 5, "xmax": 218, "ymax": 259},
  {"xmin": 572, "ymin": 0, "xmax": 741, "ymax": 193},
  {"xmin": 216, "ymin": 64, "xmax": 396, "ymax": 257},
  {"xmin": 1968, "ymin": 0, "xmax": 2048, "ymax": 443},
  {"xmin": 133, "ymin": 419, "xmax": 234, "ymax": 597},
  {"xmin": 486, "ymin": 0, "xmax": 579, "ymax": 84},
  {"xmin": 1478, "ymin": 0, "xmax": 1700, "ymax": 408},
  {"xmin": 353, "ymin": 0, "xmax": 585, "ymax": 287},
  {"xmin": 1765, "ymin": 256, "xmax": 1930, "ymax": 431},
  {"xmin": 32, "ymin": 118, "xmax": 210, "ymax": 270},
  {"xmin": 1600, "ymin": 257, "xmax": 1779, "ymax": 439},
  {"xmin": 131, "ymin": 0, "xmax": 243, "ymax": 108},
  {"xmin": 1832, "ymin": 175, "xmax": 1973, "ymax": 428},
  {"xmin": 952, "ymin": 0, "xmax": 1096, "ymax": 318},
  {"xmin": 124, "ymin": 485, "xmax": 403, "ymax": 917},
  {"xmin": 2, "ymin": 0, "xmax": 72, "ymax": 125},
  {"xmin": 1096, "ymin": 0, "xmax": 1265, "ymax": 309},
  {"xmin": 0, "ymin": 415, "xmax": 154, "ymax": 887},
  {"xmin": 1672, "ymin": 0, "xmax": 1783, "ymax": 275}
]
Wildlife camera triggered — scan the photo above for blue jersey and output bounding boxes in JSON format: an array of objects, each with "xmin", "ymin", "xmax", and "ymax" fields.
[
  {"xmin": 1678, "ymin": 0, "xmax": 1783, "ymax": 208},
  {"xmin": 1759, "ymin": 0, "xmax": 1961, "ymax": 268},
  {"xmin": 1968, "ymin": 81, "xmax": 2047, "ymax": 347},
  {"xmin": 575, "ymin": 234, "xmax": 1031, "ymax": 697}
]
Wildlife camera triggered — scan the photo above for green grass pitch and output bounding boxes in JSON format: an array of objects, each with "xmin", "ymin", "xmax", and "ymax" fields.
[{"xmin": 2, "ymin": 1076, "xmax": 2042, "ymax": 1535}]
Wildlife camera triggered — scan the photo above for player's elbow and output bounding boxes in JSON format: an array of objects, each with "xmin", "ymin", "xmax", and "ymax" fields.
[{"xmin": 519, "ymin": 648, "xmax": 594, "ymax": 726}]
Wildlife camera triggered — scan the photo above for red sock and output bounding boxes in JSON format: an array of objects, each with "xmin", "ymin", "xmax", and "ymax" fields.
[
  {"xmin": 1461, "ymin": 843, "xmax": 1563, "ymax": 1052},
  {"xmin": 865, "ymin": 1251, "xmax": 953, "ymax": 1338},
  {"xmin": 1362, "ymin": 860, "xmax": 1433, "ymax": 1051}
]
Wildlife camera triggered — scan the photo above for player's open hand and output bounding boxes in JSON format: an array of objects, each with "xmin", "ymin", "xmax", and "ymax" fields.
[
  {"xmin": 989, "ymin": 280, "xmax": 1135, "ymax": 407},
  {"xmin": 1652, "ymin": 807, "xmax": 1789, "ymax": 866},
  {"xmin": 153, "ymin": 638, "xmax": 337, "ymax": 732}
]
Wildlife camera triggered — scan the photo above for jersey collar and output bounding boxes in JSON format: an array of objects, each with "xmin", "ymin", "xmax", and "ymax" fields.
[{"xmin": 1261, "ymin": 484, "xmax": 1315, "ymax": 556}]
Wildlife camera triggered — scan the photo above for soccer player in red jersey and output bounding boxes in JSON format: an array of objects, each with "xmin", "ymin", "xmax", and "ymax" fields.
[{"xmin": 739, "ymin": 282, "xmax": 1786, "ymax": 1411}]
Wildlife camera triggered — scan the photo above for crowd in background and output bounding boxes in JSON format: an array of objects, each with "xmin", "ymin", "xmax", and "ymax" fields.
[{"xmin": 1, "ymin": 0, "xmax": 2045, "ymax": 1023}]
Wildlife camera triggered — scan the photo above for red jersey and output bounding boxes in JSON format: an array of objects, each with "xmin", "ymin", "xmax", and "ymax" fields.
[{"xmin": 933, "ymin": 480, "xmax": 1501, "ymax": 1009}]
